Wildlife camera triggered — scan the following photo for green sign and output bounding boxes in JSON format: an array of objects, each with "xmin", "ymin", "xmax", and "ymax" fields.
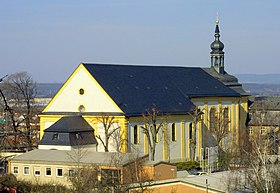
[{"xmin": 0, "ymin": 117, "xmax": 6, "ymax": 124}]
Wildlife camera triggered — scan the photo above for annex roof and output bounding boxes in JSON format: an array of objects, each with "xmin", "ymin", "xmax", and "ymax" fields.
[
  {"xmin": 43, "ymin": 116, "xmax": 93, "ymax": 133},
  {"xmin": 11, "ymin": 149, "xmax": 147, "ymax": 166},
  {"xmin": 83, "ymin": 63, "xmax": 240, "ymax": 116}
]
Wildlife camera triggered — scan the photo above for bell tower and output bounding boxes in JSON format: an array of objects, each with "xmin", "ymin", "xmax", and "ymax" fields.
[{"xmin": 210, "ymin": 16, "xmax": 225, "ymax": 74}]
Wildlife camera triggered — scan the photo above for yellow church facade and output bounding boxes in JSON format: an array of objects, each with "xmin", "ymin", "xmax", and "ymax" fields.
[
  {"xmin": 39, "ymin": 20, "xmax": 249, "ymax": 162},
  {"xmin": 39, "ymin": 63, "xmax": 248, "ymax": 162}
]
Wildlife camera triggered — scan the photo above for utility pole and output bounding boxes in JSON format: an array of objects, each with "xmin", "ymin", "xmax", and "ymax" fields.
[{"xmin": 206, "ymin": 179, "xmax": 209, "ymax": 193}]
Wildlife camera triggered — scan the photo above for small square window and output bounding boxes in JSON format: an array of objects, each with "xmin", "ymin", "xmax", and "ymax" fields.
[
  {"xmin": 101, "ymin": 169, "xmax": 121, "ymax": 185},
  {"xmin": 57, "ymin": 168, "xmax": 63, "ymax": 177},
  {"xmin": 35, "ymin": 170, "xmax": 40, "ymax": 176},
  {"xmin": 46, "ymin": 167, "xmax": 52, "ymax": 176},
  {"xmin": 23, "ymin": 167, "xmax": 30, "ymax": 175},
  {"xmin": 52, "ymin": 133, "xmax": 59, "ymax": 140},
  {"xmin": 260, "ymin": 128, "xmax": 266, "ymax": 135},
  {"xmin": 249, "ymin": 128, "xmax": 253, "ymax": 135},
  {"xmin": 76, "ymin": 132, "xmax": 82, "ymax": 139},
  {"xmin": 13, "ymin": 166, "xmax": 18, "ymax": 174},
  {"xmin": 69, "ymin": 169, "xmax": 74, "ymax": 177}
]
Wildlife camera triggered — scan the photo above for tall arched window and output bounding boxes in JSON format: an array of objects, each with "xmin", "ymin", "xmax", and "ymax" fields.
[
  {"xmin": 223, "ymin": 107, "xmax": 229, "ymax": 130},
  {"xmin": 210, "ymin": 108, "xmax": 216, "ymax": 130},
  {"xmin": 133, "ymin": 125, "xmax": 138, "ymax": 144},
  {"xmin": 171, "ymin": 123, "xmax": 176, "ymax": 141},
  {"xmin": 189, "ymin": 123, "xmax": 192, "ymax": 140}
]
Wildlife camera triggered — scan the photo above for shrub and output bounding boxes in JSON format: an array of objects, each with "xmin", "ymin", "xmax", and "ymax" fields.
[
  {"xmin": 0, "ymin": 175, "xmax": 68, "ymax": 193},
  {"xmin": 0, "ymin": 174, "xmax": 17, "ymax": 189},
  {"xmin": 176, "ymin": 161, "xmax": 201, "ymax": 171}
]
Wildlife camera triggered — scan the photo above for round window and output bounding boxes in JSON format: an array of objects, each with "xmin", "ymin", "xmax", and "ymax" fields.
[
  {"xmin": 79, "ymin": 88, "xmax": 85, "ymax": 95},
  {"xmin": 78, "ymin": 105, "xmax": 85, "ymax": 112}
]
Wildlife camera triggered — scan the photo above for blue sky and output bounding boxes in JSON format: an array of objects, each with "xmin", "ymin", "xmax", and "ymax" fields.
[{"xmin": 0, "ymin": 0, "xmax": 279, "ymax": 83}]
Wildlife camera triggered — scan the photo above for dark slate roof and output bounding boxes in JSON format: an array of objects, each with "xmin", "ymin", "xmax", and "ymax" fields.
[
  {"xmin": 203, "ymin": 67, "xmax": 238, "ymax": 84},
  {"xmin": 203, "ymin": 67, "xmax": 249, "ymax": 96},
  {"xmin": 44, "ymin": 116, "xmax": 93, "ymax": 133},
  {"xmin": 39, "ymin": 116, "xmax": 97, "ymax": 146},
  {"xmin": 83, "ymin": 63, "xmax": 240, "ymax": 116}
]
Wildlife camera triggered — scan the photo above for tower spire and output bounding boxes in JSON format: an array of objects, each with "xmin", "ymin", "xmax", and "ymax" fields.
[
  {"xmin": 210, "ymin": 16, "xmax": 225, "ymax": 74},
  {"xmin": 215, "ymin": 13, "xmax": 220, "ymax": 34}
]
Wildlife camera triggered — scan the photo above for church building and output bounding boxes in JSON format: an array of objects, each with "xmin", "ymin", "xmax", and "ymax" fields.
[{"xmin": 39, "ymin": 19, "xmax": 249, "ymax": 162}]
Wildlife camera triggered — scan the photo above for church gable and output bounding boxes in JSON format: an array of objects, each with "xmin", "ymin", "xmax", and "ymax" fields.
[{"xmin": 43, "ymin": 64, "xmax": 123, "ymax": 113}]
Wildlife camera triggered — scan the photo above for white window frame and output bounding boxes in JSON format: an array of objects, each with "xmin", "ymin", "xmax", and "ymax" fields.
[
  {"xmin": 260, "ymin": 128, "xmax": 266, "ymax": 135},
  {"xmin": 13, "ymin": 166, "xmax": 19, "ymax": 174},
  {"xmin": 23, "ymin": 166, "xmax": 30, "ymax": 175},
  {"xmin": 68, "ymin": 169, "xmax": 74, "ymax": 177},
  {"xmin": 249, "ymin": 128, "xmax": 253, "ymax": 135},
  {"xmin": 57, "ymin": 168, "xmax": 63, "ymax": 177},
  {"xmin": 45, "ymin": 167, "xmax": 52, "ymax": 176},
  {"xmin": 34, "ymin": 168, "xmax": 41, "ymax": 176}
]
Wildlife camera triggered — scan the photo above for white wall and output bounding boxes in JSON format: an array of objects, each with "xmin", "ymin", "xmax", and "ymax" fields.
[{"xmin": 45, "ymin": 66, "xmax": 122, "ymax": 113}]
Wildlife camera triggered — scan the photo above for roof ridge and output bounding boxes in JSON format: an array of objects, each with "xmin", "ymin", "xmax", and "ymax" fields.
[{"xmin": 82, "ymin": 63, "xmax": 202, "ymax": 69}]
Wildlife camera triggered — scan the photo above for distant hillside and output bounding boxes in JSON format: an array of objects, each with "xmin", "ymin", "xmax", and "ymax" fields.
[
  {"xmin": 235, "ymin": 74, "xmax": 280, "ymax": 84},
  {"xmin": 37, "ymin": 83, "xmax": 62, "ymax": 98},
  {"xmin": 242, "ymin": 83, "xmax": 280, "ymax": 96}
]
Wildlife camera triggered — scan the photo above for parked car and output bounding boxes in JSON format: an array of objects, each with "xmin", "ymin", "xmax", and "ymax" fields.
[{"xmin": 196, "ymin": 172, "xmax": 207, "ymax": 176}]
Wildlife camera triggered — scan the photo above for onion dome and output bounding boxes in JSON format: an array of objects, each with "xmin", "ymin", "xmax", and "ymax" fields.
[{"xmin": 210, "ymin": 18, "xmax": 224, "ymax": 54}]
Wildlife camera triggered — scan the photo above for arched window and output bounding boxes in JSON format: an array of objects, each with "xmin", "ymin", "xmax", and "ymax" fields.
[
  {"xmin": 189, "ymin": 123, "xmax": 192, "ymax": 140},
  {"xmin": 210, "ymin": 108, "xmax": 216, "ymax": 130},
  {"xmin": 223, "ymin": 107, "xmax": 229, "ymax": 130},
  {"xmin": 171, "ymin": 123, "xmax": 176, "ymax": 141},
  {"xmin": 133, "ymin": 125, "xmax": 138, "ymax": 144}
]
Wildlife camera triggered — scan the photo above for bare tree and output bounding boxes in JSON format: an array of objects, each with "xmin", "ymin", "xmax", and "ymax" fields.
[
  {"xmin": 188, "ymin": 107, "xmax": 203, "ymax": 161},
  {"xmin": 67, "ymin": 148, "xmax": 101, "ymax": 193},
  {"xmin": 227, "ymin": 104, "xmax": 280, "ymax": 193},
  {"xmin": 98, "ymin": 153, "xmax": 152, "ymax": 193},
  {"xmin": 69, "ymin": 165, "xmax": 99, "ymax": 193},
  {"xmin": 67, "ymin": 148, "xmax": 153, "ymax": 193},
  {"xmin": 227, "ymin": 135, "xmax": 280, "ymax": 193},
  {"xmin": 162, "ymin": 121, "xmax": 171, "ymax": 162},
  {"xmin": 250, "ymin": 103, "xmax": 280, "ymax": 155},
  {"xmin": 95, "ymin": 114, "xmax": 120, "ymax": 152},
  {"xmin": 124, "ymin": 156, "xmax": 154, "ymax": 193},
  {"xmin": 141, "ymin": 105, "xmax": 163, "ymax": 161},
  {"xmin": 0, "ymin": 75, "xmax": 19, "ymax": 149},
  {"xmin": 208, "ymin": 107, "xmax": 231, "ymax": 166},
  {"xmin": 0, "ymin": 72, "xmax": 38, "ymax": 149}
]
